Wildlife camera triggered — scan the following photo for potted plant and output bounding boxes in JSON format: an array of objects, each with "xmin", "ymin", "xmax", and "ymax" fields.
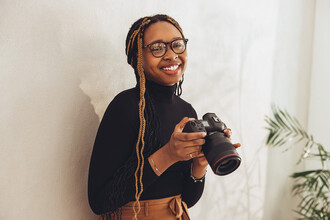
[{"xmin": 264, "ymin": 105, "xmax": 330, "ymax": 219}]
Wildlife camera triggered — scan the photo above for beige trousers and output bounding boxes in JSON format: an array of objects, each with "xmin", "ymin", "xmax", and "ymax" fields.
[{"xmin": 97, "ymin": 195, "xmax": 190, "ymax": 220}]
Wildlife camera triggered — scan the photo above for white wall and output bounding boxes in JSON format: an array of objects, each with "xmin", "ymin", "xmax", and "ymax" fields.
[
  {"xmin": 0, "ymin": 0, "xmax": 324, "ymax": 219},
  {"xmin": 0, "ymin": 1, "xmax": 100, "ymax": 219}
]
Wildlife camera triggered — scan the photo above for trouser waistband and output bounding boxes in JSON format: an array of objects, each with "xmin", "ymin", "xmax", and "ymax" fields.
[{"xmin": 97, "ymin": 194, "xmax": 190, "ymax": 220}]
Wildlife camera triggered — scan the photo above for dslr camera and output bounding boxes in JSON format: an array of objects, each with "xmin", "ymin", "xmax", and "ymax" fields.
[{"xmin": 183, "ymin": 113, "xmax": 241, "ymax": 176}]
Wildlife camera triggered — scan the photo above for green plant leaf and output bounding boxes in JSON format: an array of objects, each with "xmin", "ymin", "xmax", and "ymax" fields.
[
  {"xmin": 265, "ymin": 104, "xmax": 330, "ymax": 218},
  {"xmin": 290, "ymin": 170, "xmax": 322, "ymax": 178}
]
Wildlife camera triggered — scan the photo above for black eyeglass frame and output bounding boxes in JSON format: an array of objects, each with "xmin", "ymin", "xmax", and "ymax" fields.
[{"xmin": 143, "ymin": 38, "xmax": 189, "ymax": 58}]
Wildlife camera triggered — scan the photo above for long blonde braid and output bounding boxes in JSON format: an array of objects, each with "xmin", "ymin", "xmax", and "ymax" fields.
[{"xmin": 126, "ymin": 18, "xmax": 151, "ymax": 219}]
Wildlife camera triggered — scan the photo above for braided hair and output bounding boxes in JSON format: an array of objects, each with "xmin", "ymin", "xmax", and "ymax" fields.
[{"xmin": 102, "ymin": 14, "xmax": 185, "ymax": 220}]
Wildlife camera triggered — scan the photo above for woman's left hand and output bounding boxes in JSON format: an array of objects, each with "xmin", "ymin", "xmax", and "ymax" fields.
[
  {"xmin": 191, "ymin": 128, "xmax": 241, "ymax": 178},
  {"xmin": 224, "ymin": 128, "xmax": 241, "ymax": 149}
]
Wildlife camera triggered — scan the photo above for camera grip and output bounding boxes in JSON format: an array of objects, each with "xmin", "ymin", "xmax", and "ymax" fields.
[{"xmin": 183, "ymin": 120, "xmax": 207, "ymax": 133}]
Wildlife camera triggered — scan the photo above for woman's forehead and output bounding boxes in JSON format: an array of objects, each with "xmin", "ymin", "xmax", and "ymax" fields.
[{"xmin": 143, "ymin": 21, "xmax": 182, "ymax": 44}]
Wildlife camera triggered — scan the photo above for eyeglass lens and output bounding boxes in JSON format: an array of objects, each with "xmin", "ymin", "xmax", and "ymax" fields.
[{"xmin": 149, "ymin": 39, "xmax": 186, "ymax": 57}]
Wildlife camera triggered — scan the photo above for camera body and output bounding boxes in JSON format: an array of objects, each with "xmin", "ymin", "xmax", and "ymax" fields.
[{"xmin": 183, "ymin": 113, "xmax": 241, "ymax": 176}]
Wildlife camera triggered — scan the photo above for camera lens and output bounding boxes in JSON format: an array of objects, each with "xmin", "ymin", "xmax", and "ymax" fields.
[
  {"xmin": 203, "ymin": 132, "xmax": 241, "ymax": 176},
  {"xmin": 215, "ymin": 156, "xmax": 241, "ymax": 175}
]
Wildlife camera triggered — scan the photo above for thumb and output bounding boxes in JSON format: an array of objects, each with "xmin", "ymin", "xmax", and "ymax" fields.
[{"xmin": 174, "ymin": 117, "xmax": 191, "ymax": 132}]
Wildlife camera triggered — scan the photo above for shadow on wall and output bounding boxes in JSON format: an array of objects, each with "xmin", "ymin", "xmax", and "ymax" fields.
[
  {"xmin": 53, "ymin": 27, "xmax": 105, "ymax": 220},
  {"xmin": 60, "ymin": 78, "xmax": 100, "ymax": 220},
  {"xmin": 44, "ymin": 75, "xmax": 100, "ymax": 219}
]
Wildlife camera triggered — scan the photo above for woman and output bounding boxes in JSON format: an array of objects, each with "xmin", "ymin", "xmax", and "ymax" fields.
[{"xmin": 88, "ymin": 14, "xmax": 239, "ymax": 220}]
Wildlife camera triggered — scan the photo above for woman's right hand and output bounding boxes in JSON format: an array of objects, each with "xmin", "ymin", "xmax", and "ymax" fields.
[{"xmin": 164, "ymin": 117, "xmax": 207, "ymax": 163}]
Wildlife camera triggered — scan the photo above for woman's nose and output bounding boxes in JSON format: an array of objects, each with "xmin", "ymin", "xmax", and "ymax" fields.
[{"xmin": 163, "ymin": 45, "xmax": 178, "ymax": 60}]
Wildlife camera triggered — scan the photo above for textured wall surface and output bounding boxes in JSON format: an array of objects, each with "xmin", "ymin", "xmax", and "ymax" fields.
[{"xmin": 0, "ymin": 0, "xmax": 322, "ymax": 219}]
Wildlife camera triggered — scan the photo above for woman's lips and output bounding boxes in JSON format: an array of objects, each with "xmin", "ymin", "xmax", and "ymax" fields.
[{"xmin": 160, "ymin": 64, "xmax": 181, "ymax": 75}]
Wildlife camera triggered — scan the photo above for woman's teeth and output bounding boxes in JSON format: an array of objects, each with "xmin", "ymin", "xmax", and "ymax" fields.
[{"xmin": 162, "ymin": 65, "xmax": 179, "ymax": 71}]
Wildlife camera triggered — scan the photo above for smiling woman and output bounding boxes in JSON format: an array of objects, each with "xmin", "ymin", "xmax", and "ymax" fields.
[
  {"xmin": 142, "ymin": 21, "xmax": 187, "ymax": 86},
  {"xmin": 87, "ymin": 14, "xmax": 220, "ymax": 220}
]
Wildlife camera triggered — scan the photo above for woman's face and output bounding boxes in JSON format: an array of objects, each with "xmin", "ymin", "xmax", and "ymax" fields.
[{"xmin": 142, "ymin": 21, "xmax": 187, "ymax": 86}]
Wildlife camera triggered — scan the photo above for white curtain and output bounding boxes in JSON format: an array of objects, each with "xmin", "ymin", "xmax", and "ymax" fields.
[
  {"xmin": 1, "ymin": 0, "xmax": 327, "ymax": 219},
  {"xmin": 264, "ymin": 1, "xmax": 329, "ymax": 219},
  {"xmin": 308, "ymin": 0, "xmax": 330, "ymax": 153}
]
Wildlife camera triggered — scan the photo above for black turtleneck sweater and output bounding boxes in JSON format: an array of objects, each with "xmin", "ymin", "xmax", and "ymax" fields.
[{"xmin": 88, "ymin": 81, "xmax": 205, "ymax": 215}]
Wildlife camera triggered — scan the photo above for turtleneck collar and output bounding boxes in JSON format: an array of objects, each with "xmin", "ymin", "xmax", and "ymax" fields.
[{"xmin": 139, "ymin": 80, "xmax": 177, "ymax": 103}]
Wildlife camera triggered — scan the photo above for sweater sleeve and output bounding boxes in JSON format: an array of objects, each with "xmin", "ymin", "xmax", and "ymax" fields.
[
  {"xmin": 87, "ymin": 92, "xmax": 159, "ymax": 214},
  {"xmin": 181, "ymin": 105, "xmax": 206, "ymax": 208}
]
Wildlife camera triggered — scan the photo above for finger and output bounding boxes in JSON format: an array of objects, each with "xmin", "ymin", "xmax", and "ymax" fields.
[
  {"xmin": 233, "ymin": 143, "xmax": 241, "ymax": 148},
  {"xmin": 186, "ymin": 150, "xmax": 202, "ymax": 159},
  {"xmin": 194, "ymin": 151, "xmax": 205, "ymax": 158},
  {"xmin": 187, "ymin": 153, "xmax": 194, "ymax": 159},
  {"xmin": 224, "ymin": 128, "xmax": 232, "ymax": 138},
  {"xmin": 182, "ymin": 138, "xmax": 205, "ymax": 148},
  {"xmin": 185, "ymin": 146, "xmax": 203, "ymax": 152},
  {"xmin": 174, "ymin": 117, "xmax": 191, "ymax": 132},
  {"xmin": 177, "ymin": 132, "xmax": 206, "ymax": 141}
]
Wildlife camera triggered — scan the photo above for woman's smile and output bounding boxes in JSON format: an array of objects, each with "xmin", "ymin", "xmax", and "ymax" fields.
[{"xmin": 160, "ymin": 63, "xmax": 182, "ymax": 75}]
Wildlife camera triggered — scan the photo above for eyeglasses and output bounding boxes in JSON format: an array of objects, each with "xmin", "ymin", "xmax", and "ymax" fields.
[{"xmin": 143, "ymin": 38, "xmax": 188, "ymax": 58}]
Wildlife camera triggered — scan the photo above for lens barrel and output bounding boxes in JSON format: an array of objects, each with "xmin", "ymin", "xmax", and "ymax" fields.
[{"xmin": 204, "ymin": 132, "xmax": 241, "ymax": 175}]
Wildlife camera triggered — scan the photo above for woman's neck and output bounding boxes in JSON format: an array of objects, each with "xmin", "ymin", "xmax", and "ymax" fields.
[{"xmin": 143, "ymin": 80, "xmax": 177, "ymax": 103}]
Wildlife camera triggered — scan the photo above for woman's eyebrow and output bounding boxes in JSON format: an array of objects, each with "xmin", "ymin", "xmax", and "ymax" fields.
[{"xmin": 147, "ymin": 37, "xmax": 183, "ymax": 45}]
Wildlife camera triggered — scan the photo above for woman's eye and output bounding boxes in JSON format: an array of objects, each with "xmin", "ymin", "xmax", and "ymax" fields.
[
  {"xmin": 151, "ymin": 47, "xmax": 162, "ymax": 51},
  {"xmin": 173, "ymin": 44, "xmax": 183, "ymax": 48},
  {"xmin": 173, "ymin": 42, "xmax": 184, "ymax": 48},
  {"xmin": 150, "ymin": 43, "xmax": 164, "ymax": 51}
]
